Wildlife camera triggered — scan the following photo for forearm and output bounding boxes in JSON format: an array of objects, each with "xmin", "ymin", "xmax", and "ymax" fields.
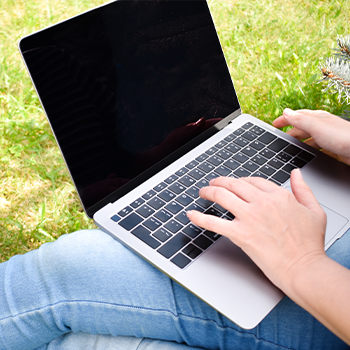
[{"xmin": 285, "ymin": 255, "xmax": 350, "ymax": 345}]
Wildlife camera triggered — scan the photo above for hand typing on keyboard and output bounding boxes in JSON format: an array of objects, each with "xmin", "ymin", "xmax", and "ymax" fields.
[
  {"xmin": 273, "ymin": 108, "xmax": 350, "ymax": 165},
  {"xmin": 188, "ymin": 108, "xmax": 350, "ymax": 345}
]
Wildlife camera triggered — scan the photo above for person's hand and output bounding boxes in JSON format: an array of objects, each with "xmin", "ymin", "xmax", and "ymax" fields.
[
  {"xmin": 273, "ymin": 109, "xmax": 350, "ymax": 165},
  {"xmin": 187, "ymin": 171, "xmax": 327, "ymax": 294}
]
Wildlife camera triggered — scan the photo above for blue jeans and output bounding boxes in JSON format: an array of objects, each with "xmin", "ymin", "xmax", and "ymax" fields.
[{"xmin": 0, "ymin": 229, "xmax": 349, "ymax": 350}]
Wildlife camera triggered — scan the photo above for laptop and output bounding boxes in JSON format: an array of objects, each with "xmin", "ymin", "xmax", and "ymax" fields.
[{"xmin": 18, "ymin": 0, "xmax": 350, "ymax": 329}]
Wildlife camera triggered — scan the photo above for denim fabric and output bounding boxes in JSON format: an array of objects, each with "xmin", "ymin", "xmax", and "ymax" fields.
[{"xmin": 0, "ymin": 228, "xmax": 349, "ymax": 350}]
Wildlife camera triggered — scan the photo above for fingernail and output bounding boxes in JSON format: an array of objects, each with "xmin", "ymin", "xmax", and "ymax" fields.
[{"xmin": 283, "ymin": 108, "xmax": 294, "ymax": 118}]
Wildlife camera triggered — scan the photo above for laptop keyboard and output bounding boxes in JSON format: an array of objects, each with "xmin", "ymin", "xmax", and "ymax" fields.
[{"xmin": 111, "ymin": 121, "xmax": 315, "ymax": 269}]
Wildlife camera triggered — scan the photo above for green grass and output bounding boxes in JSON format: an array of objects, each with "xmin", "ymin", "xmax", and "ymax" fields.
[{"xmin": 0, "ymin": 0, "xmax": 349, "ymax": 262}]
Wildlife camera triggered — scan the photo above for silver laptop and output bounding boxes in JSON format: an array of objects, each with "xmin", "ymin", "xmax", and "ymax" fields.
[{"xmin": 19, "ymin": 0, "xmax": 350, "ymax": 329}]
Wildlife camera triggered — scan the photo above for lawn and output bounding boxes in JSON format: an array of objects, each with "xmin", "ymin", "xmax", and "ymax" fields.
[{"xmin": 0, "ymin": 0, "xmax": 349, "ymax": 262}]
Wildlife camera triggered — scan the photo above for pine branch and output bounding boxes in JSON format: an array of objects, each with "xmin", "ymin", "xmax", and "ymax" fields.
[
  {"xmin": 318, "ymin": 56, "xmax": 350, "ymax": 104},
  {"xmin": 333, "ymin": 35, "xmax": 350, "ymax": 62}
]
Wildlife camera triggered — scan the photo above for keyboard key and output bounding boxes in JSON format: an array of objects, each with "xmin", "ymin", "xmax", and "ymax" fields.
[
  {"xmin": 283, "ymin": 144, "xmax": 301, "ymax": 156},
  {"xmin": 215, "ymin": 165, "xmax": 231, "ymax": 176},
  {"xmin": 164, "ymin": 220, "xmax": 184, "ymax": 233},
  {"xmin": 196, "ymin": 197, "xmax": 213, "ymax": 209},
  {"xmin": 216, "ymin": 149, "xmax": 232, "ymax": 160},
  {"xmin": 259, "ymin": 148, "xmax": 275, "ymax": 159},
  {"xmin": 130, "ymin": 198, "xmax": 145, "ymax": 209},
  {"xmin": 242, "ymin": 122, "xmax": 254, "ymax": 129},
  {"xmin": 118, "ymin": 206, "xmax": 133, "ymax": 217},
  {"xmin": 164, "ymin": 175, "xmax": 179, "ymax": 184},
  {"xmin": 207, "ymin": 155, "xmax": 224, "ymax": 166},
  {"xmin": 186, "ymin": 160, "xmax": 199, "ymax": 169},
  {"xmin": 276, "ymin": 152, "xmax": 292, "ymax": 163},
  {"xmin": 206, "ymin": 146, "xmax": 218, "ymax": 155},
  {"xmin": 196, "ymin": 153, "xmax": 209, "ymax": 162},
  {"xmin": 187, "ymin": 203, "xmax": 205, "ymax": 213},
  {"xmin": 225, "ymin": 144, "xmax": 240, "ymax": 154},
  {"xmin": 196, "ymin": 178, "xmax": 210, "ymax": 189},
  {"xmin": 232, "ymin": 153, "xmax": 249, "ymax": 163},
  {"xmin": 169, "ymin": 182, "xmax": 186, "ymax": 194},
  {"xmin": 119, "ymin": 213, "xmax": 143, "ymax": 231},
  {"xmin": 250, "ymin": 140, "xmax": 265, "ymax": 151},
  {"xmin": 111, "ymin": 215, "xmax": 121, "ymax": 222},
  {"xmin": 250, "ymin": 126, "xmax": 265, "ymax": 135},
  {"xmin": 186, "ymin": 186, "xmax": 200, "ymax": 199},
  {"xmin": 233, "ymin": 168, "xmax": 251, "ymax": 178},
  {"xmin": 153, "ymin": 228, "xmax": 172, "ymax": 242},
  {"xmin": 290, "ymin": 157, "xmax": 307, "ymax": 168},
  {"xmin": 242, "ymin": 131, "xmax": 258, "ymax": 141},
  {"xmin": 131, "ymin": 226, "xmax": 161, "ymax": 249},
  {"xmin": 251, "ymin": 154, "xmax": 267, "ymax": 165},
  {"xmin": 143, "ymin": 217, "xmax": 162, "ymax": 231},
  {"xmin": 257, "ymin": 132, "xmax": 277, "ymax": 145},
  {"xmin": 147, "ymin": 197, "xmax": 165, "ymax": 210},
  {"xmin": 204, "ymin": 207, "xmax": 222, "ymax": 217},
  {"xmin": 155, "ymin": 209, "xmax": 172, "ymax": 222},
  {"xmin": 171, "ymin": 253, "xmax": 191, "ymax": 268},
  {"xmin": 154, "ymin": 182, "xmax": 167, "ymax": 192},
  {"xmin": 178, "ymin": 175, "xmax": 196, "ymax": 187},
  {"xmin": 183, "ymin": 224, "xmax": 202, "ymax": 238},
  {"xmin": 205, "ymin": 172, "xmax": 221, "ymax": 181},
  {"xmin": 241, "ymin": 146, "xmax": 257, "ymax": 157},
  {"xmin": 182, "ymin": 244, "xmax": 202, "ymax": 259},
  {"xmin": 272, "ymin": 170, "xmax": 290, "ymax": 184},
  {"xmin": 224, "ymin": 159, "xmax": 240, "ymax": 171},
  {"xmin": 224, "ymin": 134, "xmax": 236, "ymax": 142},
  {"xmin": 142, "ymin": 190, "xmax": 156, "ymax": 200},
  {"xmin": 282, "ymin": 163, "xmax": 297, "ymax": 173},
  {"xmin": 233, "ymin": 137, "xmax": 249, "ymax": 147},
  {"xmin": 260, "ymin": 165, "xmax": 276, "ymax": 176},
  {"xmin": 158, "ymin": 189, "xmax": 176, "ymax": 202},
  {"xmin": 251, "ymin": 171, "xmax": 268, "ymax": 179},
  {"xmin": 203, "ymin": 230, "xmax": 221, "ymax": 241},
  {"xmin": 242, "ymin": 161, "xmax": 259, "ymax": 173},
  {"xmin": 267, "ymin": 138, "xmax": 289, "ymax": 153},
  {"xmin": 215, "ymin": 140, "xmax": 228, "ymax": 149},
  {"xmin": 197, "ymin": 162, "xmax": 214, "ymax": 174},
  {"xmin": 194, "ymin": 235, "xmax": 213, "ymax": 250},
  {"xmin": 165, "ymin": 201, "xmax": 183, "ymax": 214},
  {"xmin": 157, "ymin": 233, "xmax": 191, "ymax": 258},
  {"xmin": 212, "ymin": 203, "xmax": 226, "ymax": 213},
  {"xmin": 175, "ymin": 167, "xmax": 189, "ymax": 176},
  {"xmin": 176, "ymin": 193, "xmax": 194, "ymax": 206},
  {"xmin": 136, "ymin": 205, "xmax": 155, "ymax": 218},
  {"xmin": 175, "ymin": 211, "xmax": 191, "ymax": 225},
  {"xmin": 267, "ymin": 158, "xmax": 284, "ymax": 169},
  {"xmin": 188, "ymin": 169, "xmax": 206, "ymax": 180},
  {"xmin": 299, "ymin": 151, "xmax": 315, "ymax": 162},
  {"xmin": 233, "ymin": 128, "xmax": 245, "ymax": 136}
]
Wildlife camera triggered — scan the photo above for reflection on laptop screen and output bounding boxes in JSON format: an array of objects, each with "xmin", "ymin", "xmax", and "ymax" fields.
[{"xmin": 20, "ymin": 1, "xmax": 240, "ymax": 214}]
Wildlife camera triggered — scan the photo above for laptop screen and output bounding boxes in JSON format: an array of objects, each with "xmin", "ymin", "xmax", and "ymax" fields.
[{"xmin": 19, "ymin": 0, "xmax": 240, "ymax": 217}]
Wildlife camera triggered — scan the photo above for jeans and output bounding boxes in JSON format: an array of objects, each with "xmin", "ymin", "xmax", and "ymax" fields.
[{"xmin": 0, "ymin": 229, "xmax": 349, "ymax": 350}]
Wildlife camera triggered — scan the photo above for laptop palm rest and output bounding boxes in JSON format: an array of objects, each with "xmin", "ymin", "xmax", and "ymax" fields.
[{"xmin": 178, "ymin": 237, "xmax": 284, "ymax": 329}]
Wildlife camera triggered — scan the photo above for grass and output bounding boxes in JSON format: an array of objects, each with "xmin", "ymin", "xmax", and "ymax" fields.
[{"xmin": 0, "ymin": 0, "xmax": 349, "ymax": 263}]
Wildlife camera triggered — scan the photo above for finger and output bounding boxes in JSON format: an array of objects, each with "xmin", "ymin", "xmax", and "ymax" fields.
[
  {"xmin": 208, "ymin": 177, "xmax": 263, "ymax": 203},
  {"xmin": 187, "ymin": 210, "xmax": 236, "ymax": 239},
  {"xmin": 240, "ymin": 176, "xmax": 279, "ymax": 192},
  {"xmin": 303, "ymin": 137, "xmax": 321, "ymax": 150},
  {"xmin": 290, "ymin": 169, "xmax": 324, "ymax": 216},
  {"xmin": 198, "ymin": 182, "xmax": 248, "ymax": 216},
  {"xmin": 286, "ymin": 127, "xmax": 311, "ymax": 141}
]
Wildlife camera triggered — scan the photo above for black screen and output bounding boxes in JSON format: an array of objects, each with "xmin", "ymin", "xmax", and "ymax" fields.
[{"xmin": 20, "ymin": 0, "xmax": 240, "ymax": 216}]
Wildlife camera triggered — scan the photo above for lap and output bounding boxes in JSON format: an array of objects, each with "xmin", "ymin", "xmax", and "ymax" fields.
[{"xmin": 2, "ymin": 228, "xmax": 349, "ymax": 350}]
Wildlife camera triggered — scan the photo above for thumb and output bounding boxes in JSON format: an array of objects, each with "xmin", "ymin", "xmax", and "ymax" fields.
[{"xmin": 290, "ymin": 169, "xmax": 321, "ymax": 213}]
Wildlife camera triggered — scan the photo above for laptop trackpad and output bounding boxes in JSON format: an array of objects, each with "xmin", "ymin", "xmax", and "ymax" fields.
[
  {"xmin": 284, "ymin": 187, "xmax": 348, "ymax": 246},
  {"xmin": 321, "ymin": 204, "xmax": 348, "ymax": 245}
]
